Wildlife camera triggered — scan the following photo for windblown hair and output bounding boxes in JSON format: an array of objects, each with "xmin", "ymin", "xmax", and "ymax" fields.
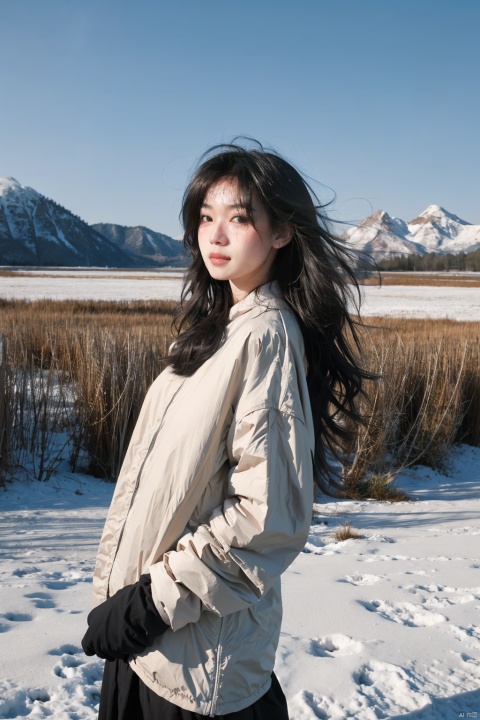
[{"xmin": 167, "ymin": 140, "xmax": 373, "ymax": 492}]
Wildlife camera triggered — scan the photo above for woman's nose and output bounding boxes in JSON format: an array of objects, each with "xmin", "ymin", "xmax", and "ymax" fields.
[{"xmin": 209, "ymin": 221, "xmax": 228, "ymax": 245}]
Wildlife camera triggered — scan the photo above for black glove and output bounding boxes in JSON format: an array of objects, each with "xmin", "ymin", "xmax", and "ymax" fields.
[{"xmin": 81, "ymin": 574, "xmax": 169, "ymax": 661}]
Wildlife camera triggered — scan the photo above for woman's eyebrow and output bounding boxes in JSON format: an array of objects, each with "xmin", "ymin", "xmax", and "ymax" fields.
[{"xmin": 201, "ymin": 203, "xmax": 255, "ymax": 211}]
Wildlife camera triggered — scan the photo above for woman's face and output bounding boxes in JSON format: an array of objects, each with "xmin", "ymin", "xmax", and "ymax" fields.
[{"xmin": 197, "ymin": 177, "xmax": 291, "ymax": 303}]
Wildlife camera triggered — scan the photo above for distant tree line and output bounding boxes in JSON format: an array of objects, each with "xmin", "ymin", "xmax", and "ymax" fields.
[
  {"xmin": 43, "ymin": 196, "xmax": 86, "ymax": 225},
  {"xmin": 378, "ymin": 247, "xmax": 480, "ymax": 272}
]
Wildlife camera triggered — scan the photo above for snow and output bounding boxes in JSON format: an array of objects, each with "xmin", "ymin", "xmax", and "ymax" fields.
[
  {"xmin": 0, "ymin": 178, "xmax": 40, "ymax": 203},
  {"xmin": 345, "ymin": 212, "xmax": 425, "ymax": 259},
  {"xmin": 0, "ymin": 269, "xmax": 479, "ymax": 716},
  {"xmin": 406, "ymin": 205, "xmax": 478, "ymax": 253},
  {"xmin": 48, "ymin": 222, "xmax": 81, "ymax": 256},
  {"xmin": 0, "ymin": 178, "xmax": 23, "ymax": 195},
  {"xmin": 2, "ymin": 271, "xmax": 480, "ymax": 320},
  {"xmin": 413, "ymin": 205, "xmax": 467, "ymax": 227},
  {"xmin": 347, "ymin": 205, "xmax": 480, "ymax": 256},
  {"xmin": 279, "ymin": 447, "xmax": 480, "ymax": 719},
  {"xmin": 0, "ymin": 271, "xmax": 184, "ymax": 302},
  {"xmin": 358, "ymin": 284, "xmax": 480, "ymax": 321},
  {"xmin": 145, "ymin": 233, "xmax": 157, "ymax": 250},
  {"xmin": 1, "ymin": 446, "xmax": 479, "ymax": 719}
]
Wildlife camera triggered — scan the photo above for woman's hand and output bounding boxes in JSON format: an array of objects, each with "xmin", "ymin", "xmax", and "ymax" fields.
[{"xmin": 81, "ymin": 574, "xmax": 168, "ymax": 661}]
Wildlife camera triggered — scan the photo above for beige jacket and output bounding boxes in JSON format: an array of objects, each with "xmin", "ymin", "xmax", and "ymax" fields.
[{"xmin": 92, "ymin": 281, "xmax": 315, "ymax": 716}]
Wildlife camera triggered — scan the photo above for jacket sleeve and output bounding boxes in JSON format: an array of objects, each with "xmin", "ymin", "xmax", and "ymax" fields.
[{"xmin": 149, "ymin": 405, "xmax": 314, "ymax": 632}]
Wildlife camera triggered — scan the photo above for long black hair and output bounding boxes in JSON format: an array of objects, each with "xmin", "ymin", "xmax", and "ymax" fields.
[{"xmin": 167, "ymin": 140, "xmax": 373, "ymax": 492}]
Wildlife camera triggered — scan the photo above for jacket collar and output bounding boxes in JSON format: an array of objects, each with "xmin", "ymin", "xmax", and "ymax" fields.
[{"xmin": 228, "ymin": 281, "xmax": 287, "ymax": 322}]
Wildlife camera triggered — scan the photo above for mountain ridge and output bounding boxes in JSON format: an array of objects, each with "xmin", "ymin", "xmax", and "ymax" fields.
[
  {"xmin": 2, "ymin": 176, "xmax": 479, "ymax": 266},
  {"xmin": 91, "ymin": 223, "xmax": 184, "ymax": 267},
  {"xmin": 344, "ymin": 205, "xmax": 480, "ymax": 260},
  {"xmin": 0, "ymin": 178, "xmax": 140, "ymax": 267}
]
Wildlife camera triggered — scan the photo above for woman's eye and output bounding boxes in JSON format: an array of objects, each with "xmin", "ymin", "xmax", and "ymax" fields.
[
  {"xmin": 199, "ymin": 214, "xmax": 211, "ymax": 223},
  {"xmin": 232, "ymin": 215, "xmax": 248, "ymax": 224}
]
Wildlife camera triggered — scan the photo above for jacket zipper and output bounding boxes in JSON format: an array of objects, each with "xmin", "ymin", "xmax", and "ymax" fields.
[
  {"xmin": 106, "ymin": 378, "xmax": 186, "ymax": 595},
  {"xmin": 208, "ymin": 617, "xmax": 225, "ymax": 717}
]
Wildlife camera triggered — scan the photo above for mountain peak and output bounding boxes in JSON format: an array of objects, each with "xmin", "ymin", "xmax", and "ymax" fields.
[
  {"xmin": 361, "ymin": 209, "xmax": 391, "ymax": 226},
  {"xmin": 0, "ymin": 177, "xmax": 43, "ymax": 202},
  {"xmin": 0, "ymin": 177, "xmax": 23, "ymax": 192},
  {"xmin": 421, "ymin": 204, "xmax": 446, "ymax": 216},
  {"xmin": 410, "ymin": 205, "xmax": 468, "ymax": 226},
  {"xmin": 344, "ymin": 203, "xmax": 480, "ymax": 258},
  {"xmin": 0, "ymin": 178, "xmax": 143, "ymax": 267}
]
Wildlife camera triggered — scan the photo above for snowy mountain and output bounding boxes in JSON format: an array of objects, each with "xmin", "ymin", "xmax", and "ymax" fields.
[
  {"xmin": 92, "ymin": 223, "xmax": 186, "ymax": 267},
  {"xmin": 0, "ymin": 178, "xmax": 139, "ymax": 267},
  {"xmin": 4, "ymin": 175, "xmax": 478, "ymax": 267},
  {"xmin": 344, "ymin": 211, "xmax": 426, "ymax": 260},
  {"xmin": 345, "ymin": 205, "xmax": 480, "ymax": 259},
  {"xmin": 407, "ymin": 205, "xmax": 480, "ymax": 254}
]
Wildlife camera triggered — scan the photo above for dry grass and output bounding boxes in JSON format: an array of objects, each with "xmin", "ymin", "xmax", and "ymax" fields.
[
  {"xmin": 2, "ymin": 269, "xmax": 479, "ymax": 286},
  {"xmin": 1, "ymin": 300, "xmax": 480, "ymax": 495},
  {"xmin": 0, "ymin": 270, "xmax": 22, "ymax": 277},
  {"xmin": 361, "ymin": 272, "xmax": 480, "ymax": 287},
  {"xmin": 333, "ymin": 520, "xmax": 365, "ymax": 542},
  {"xmin": 343, "ymin": 473, "xmax": 409, "ymax": 502},
  {"xmin": 0, "ymin": 299, "xmax": 176, "ymax": 481},
  {"xmin": 0, "ymin": 270, "xmax": 181, "ymax": 280},
  {"xmin": 342, "ymin": 316, "xmax": 480, "ymax": 496},
  {"xmin": 0, "ymin": 335, "xmax": 11, "ymax": 487}
]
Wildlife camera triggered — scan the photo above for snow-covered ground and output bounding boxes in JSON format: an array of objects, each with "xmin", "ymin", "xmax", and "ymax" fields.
[
  {"xmin": 1, "ymin": 270, "xmax": 479, "ymax": 717},
  {"xmin": 0, "ymin": 271, "xmax": 183, "ymax": 302},
  {"xmin": 1, "ymin": 446, "xmax": 479, "ymax": 719},
  {"xmin": 358, "ymin": 284, "xmax": 480, "ymax": 321},
  {"xmin": 1, "ymin": 271, "xmax": 480, "ymax": 320}
]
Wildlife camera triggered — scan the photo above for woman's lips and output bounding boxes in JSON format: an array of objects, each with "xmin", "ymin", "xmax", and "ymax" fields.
[{"xmin": 209, "ymin": 254, "xmax": 230, "ymax": 265}]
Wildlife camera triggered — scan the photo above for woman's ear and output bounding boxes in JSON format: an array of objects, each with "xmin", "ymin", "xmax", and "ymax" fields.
[{"xmin": 272, "ymin": 224, "xmax": 293, "ymax": 249}]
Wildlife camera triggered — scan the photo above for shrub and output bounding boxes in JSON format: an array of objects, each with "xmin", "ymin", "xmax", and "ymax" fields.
[{"xmin": 333, "ymin": 520, "xmax": 365, "ymax": 542}]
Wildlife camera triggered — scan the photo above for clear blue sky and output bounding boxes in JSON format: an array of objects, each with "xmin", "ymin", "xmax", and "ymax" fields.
[{"xmin": 1, "ymin": 0, "xmax": 479, "ymax": 238}]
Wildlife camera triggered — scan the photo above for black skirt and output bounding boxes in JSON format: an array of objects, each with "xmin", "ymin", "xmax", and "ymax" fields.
[{"xmin": 98, "ymin": 658, "xmax": 290, "ymax": 719}]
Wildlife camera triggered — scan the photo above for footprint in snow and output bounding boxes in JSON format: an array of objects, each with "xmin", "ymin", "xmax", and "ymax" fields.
[
  {"xmin": 28, "ymin": 688, "xmax": 51, "ymax": 703},
  {"xmin": 40, "ymin": 569, "xmax": 91, "ymax": 591},
  {"xmin": 309, "ymin": 634, "xmax": 364, "ymax": 658},
  {"xmin": 52, "ymin": 646, "xmax": 92, "ymax": 679},
  {"xmin": 25, "ymin": 591, "xmax": 56, "ymax": 609},
  {"xmin": 342, "ymin": 573, "xmax": 382, "ymax": 586},
  {"xmin": 449, "ymin": 624, "xmax": 480, "ymax": 649},
  {"xmin": 430, "ymin": 525, "xmax": 480, "ymax": 536},
  {"xmin": 12, "ymin": 566, "xmax": 41, "ymax": 578},
  {"xmin": 358, "ymin": 552, "xmax": 412, "ymax": 563},
  {"xmin": 54, "ymin": 653, "xmax": 85, "ymax": 679},
  {"xmin": 42, "ymin": 578, "xmax": 77, "ymax": 590},
  {"xmin": 0, "ymin": 680, "xmax": 52, "ymax": 718},
  {"xmin": 359, "ymin": 599, "xmax": 447, "ymax": 627},
  {"xmin": 52, "ymin": 649, "xmax": 104, "ymax": 685},
  {"xmin": 49, "ymin": 644, "xmax": 83, "ymax": 656},
  {"xmin": 1, "ymin": 612, "xmax": 33, "ymax": 622},
  {"xmin": 367, "ymin": 533, "xmax": 395, "ymax": 543},
  {"xmin": 352, "ymin": 659, "xmax": 430, "ymax": 715},
  {"xmin": 292, "ymin": 689, "xmax": 330, "ymax": 719},
  {"xmin": 407, "ymin": 583, "xmax": 480, "ymax": 609}
]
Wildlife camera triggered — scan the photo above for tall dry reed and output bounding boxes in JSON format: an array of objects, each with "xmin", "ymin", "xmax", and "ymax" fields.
[
  {"xmin": 0, "ymin": 299, "xmax": 175, "ymax": 481},
  {"xmin": 70, "ymin": 327, "xmax": 171, "ymax": 480},
  {"xmin": 0, "ymin": 334, "xmax": 12, "ymax": 486},
  {"xmin": 1, "ymin": 300, "xmax": 479, "ymax": 495},
  {"xmin": 343, "ymin": 317, "xmax": 480, "ymax": 495}
]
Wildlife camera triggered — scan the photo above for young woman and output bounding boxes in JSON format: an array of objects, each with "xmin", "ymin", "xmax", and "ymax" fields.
[{"xmin": 82, "ymin": 141, "xmax": 367, "ymax": 719}]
